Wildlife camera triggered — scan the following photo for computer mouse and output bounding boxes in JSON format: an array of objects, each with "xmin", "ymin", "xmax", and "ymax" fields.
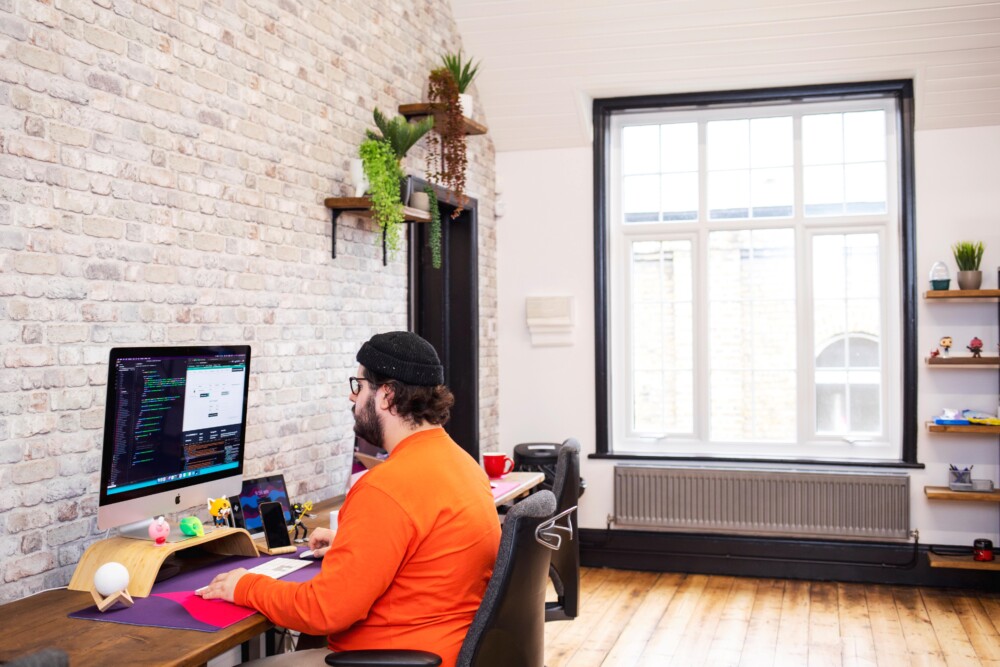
[{"xmin": 299, "ymin": 549, "xmax": 318, "ymax": 559}]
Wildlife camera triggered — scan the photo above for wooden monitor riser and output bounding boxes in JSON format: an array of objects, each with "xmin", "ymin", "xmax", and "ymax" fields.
[{"xmin": 68, "ymin": 527, "xmax": 258, "ymax": 598}]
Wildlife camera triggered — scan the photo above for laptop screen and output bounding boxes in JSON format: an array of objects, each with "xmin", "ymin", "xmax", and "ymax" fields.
[{"xmin": 233, "ymin": 475, "xmax": 293, "ymax": 535}]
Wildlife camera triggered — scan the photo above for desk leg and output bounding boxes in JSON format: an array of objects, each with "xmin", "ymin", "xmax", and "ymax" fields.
[{"xmin": 241, "ymin": 637, "xmax": 262, "ymax": 662}]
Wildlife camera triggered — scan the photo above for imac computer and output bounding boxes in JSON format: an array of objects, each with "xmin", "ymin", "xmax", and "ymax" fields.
[{"xmin": 97, "ymin": 345, "xmax": 251, "ymax": 539}]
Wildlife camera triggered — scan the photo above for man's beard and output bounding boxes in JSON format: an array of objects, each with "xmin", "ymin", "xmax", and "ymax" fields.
[{"xmin": 353, "ymin": 391, "xmax": 384, "ymax": 449}]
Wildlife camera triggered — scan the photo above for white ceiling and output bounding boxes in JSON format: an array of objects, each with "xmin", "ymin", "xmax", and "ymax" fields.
[{"xmin": 450, "ymin": 0, "xmax": 1000, "ymax": 152}]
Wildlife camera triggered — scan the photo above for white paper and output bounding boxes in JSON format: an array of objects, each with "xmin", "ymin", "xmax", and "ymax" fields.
[{"xmin": 247, "ymin": 558, "xmax": 312, "ymax": 579}]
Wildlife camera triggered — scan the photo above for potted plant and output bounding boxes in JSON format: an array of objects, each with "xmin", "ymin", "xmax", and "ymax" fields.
[
  {"xmin": 952, "ymin": 240, "xmax": 985, "ymax": 290},
  {"xmin": 441, "ymin": 50, "xmax": 480, "ymax": 118},
  {"xmin": 359, "ymin": 109, "xmax": 433, "ymax": 258},
  {"xmin": 426, "ymin": 67, "xmax": 468, "ymax": 217}
]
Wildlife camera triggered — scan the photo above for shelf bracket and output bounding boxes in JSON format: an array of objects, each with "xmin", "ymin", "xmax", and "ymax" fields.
[{"xmin": 331, "ymin": 209, "xmax": 342, "ymax": 259}]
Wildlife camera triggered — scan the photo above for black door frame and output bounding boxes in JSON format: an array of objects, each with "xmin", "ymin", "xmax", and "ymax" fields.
[{"xmin": 407, "ymin": 177, "xmax": 479, "ymax": 461}]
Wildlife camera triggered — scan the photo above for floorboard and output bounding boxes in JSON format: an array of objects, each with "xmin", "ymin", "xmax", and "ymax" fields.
[{"xmin": 543, "ymin": 568, "xmax": 1000, "ymax": 667}]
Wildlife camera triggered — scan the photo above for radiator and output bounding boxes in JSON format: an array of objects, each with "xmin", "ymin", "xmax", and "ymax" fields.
[{"xmin": 614, "ymin": 465, "xmax": 910, "ymax": 541}]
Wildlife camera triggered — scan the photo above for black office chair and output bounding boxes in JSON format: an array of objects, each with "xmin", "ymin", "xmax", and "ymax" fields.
[
  {"xmin": 325, "ymin": 490, "xmax": 560, "ymax": 667},
  {"xmin": 545, "ymin": 439, "xmax": 580, "ymax": 622}
]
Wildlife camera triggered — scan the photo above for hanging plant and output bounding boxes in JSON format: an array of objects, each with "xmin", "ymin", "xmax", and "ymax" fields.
[
  {"xmin": 424, "ymin": 184, "xmax": 441, "ymax": 269},
  {"xmin": 359, "ymin": 108, "xmax": 434, "ymax": 260},
  {"xmin": 359, "ymin": 136, "xmax": 404, "ymax": 257},
  {"xmin": 426, "ymin": 67, "xmax": 467, "ymax": 218}
]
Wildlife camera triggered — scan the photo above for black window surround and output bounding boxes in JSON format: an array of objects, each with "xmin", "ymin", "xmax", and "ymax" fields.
[{"xmin": 592, "ymin": 80, "xmax": 919, "ymax": 467}]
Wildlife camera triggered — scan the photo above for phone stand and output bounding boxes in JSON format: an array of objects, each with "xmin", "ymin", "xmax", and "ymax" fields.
[
  {"xmin": 91, "ymin": 586, "xmax": 134, "ymax": 612},
  {"xmin": 258, "ymin": 544, "xmax": 297, "ymax": 556}
]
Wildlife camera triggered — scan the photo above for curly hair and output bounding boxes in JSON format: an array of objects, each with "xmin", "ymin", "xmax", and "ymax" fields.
[{"xmin": 363, "ymin": 368, "xmax": 454, "ymax": 426}]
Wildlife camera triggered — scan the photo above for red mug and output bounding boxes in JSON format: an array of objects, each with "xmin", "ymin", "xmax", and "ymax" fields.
[{"xmin": 482, "ymin": 453, "xmax": 514, "ymax": 479}]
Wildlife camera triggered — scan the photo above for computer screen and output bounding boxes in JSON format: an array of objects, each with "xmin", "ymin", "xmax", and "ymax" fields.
[{"xmin": 97, "ymin": 345, "xmax": 251, "ymax": 534}]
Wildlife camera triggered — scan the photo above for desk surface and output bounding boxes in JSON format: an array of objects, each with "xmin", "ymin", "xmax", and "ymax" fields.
[{"xmin": 0, "ymin": 474, "xmax": 545, "ymax": 666}]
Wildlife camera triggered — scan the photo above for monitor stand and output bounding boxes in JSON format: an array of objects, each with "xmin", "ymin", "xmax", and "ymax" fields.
[{"xmin": 68, "ymin": 526, "xmax": 258, "ymax": 598}]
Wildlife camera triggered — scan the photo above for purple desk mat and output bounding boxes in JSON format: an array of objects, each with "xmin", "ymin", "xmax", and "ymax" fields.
[{"xmin": 69, "ymin": 547, "xmax": 321, "ymax": 632}]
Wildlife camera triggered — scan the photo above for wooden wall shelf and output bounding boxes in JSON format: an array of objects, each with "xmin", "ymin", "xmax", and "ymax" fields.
[
  {"xmin": 924, "ymin": 289, "xmax": 1000, "ymax": 299},
  {"xmin": 927, "ymin": 551, "xmax": 1000, "ymax": 571},
  {"xmin": 398, "ymin": 103, "xmax": 487, "ymax": 136},
  {"xmin": 926, "ymin": 421, "xmax": 1000, "ymax": 435},
  {"xmin": 324, "ymin": 195, "xmax": 431, "ymax": 264},
  {"xmin": 924, "ymin": 486, "xmax": 1000, "ymax": 502},
  {"xmin": 925, "ymin": 356, "xmax": 999, "ymax": 367}
]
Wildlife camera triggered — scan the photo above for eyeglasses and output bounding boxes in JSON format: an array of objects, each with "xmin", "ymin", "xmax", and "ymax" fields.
[{"xmin": 349, "ymin": 377, "xmax": 371, "ymax": 395}]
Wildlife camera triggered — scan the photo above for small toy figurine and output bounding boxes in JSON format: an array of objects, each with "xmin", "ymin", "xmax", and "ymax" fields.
[
  {"xmin": 179, "ymin": 516, "xmax": 205, "ymax": 537},
  {"xmin": 292, "ymin": 501, "xmax": 315, "ymax": 543},
  {"xmin": 207, "ymin": 496, "xmax": 233, "ymax": 528},
  {"xmin": 940, "ymin": 336, "xmax": 953, "ymax": 357},
  {"xmin": 148, "ymin": 515, "xmax": 170, "ymax": 546},
  {"xmin": 929, "ymin": 348, "xmax": 940, "ymax": 359},
  {"xmin": 968, "ymin": 337, "xmax": 984, "ymax": 358}
]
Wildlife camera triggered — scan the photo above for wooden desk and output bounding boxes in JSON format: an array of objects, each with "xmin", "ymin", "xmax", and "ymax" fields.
[
  {"xmin": 491, "ymin": 471, "xmax": 545, "ymax": 506},
  {"xmin": 0, "ymin": 478, "xmax": 544, "ymax": 666}
]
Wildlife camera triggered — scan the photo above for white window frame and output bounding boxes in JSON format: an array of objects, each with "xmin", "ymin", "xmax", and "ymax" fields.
[{"xmin": 607, "ymin": 96, "xmax": 903, "ymax": 462}]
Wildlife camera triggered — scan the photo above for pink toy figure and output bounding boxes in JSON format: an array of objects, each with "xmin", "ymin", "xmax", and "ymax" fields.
[
  {"xmin": 968, "ymin": 337, "xmax": 984, "ymax": 358},
  {"xmin": 148, "ymin": 515, "xmax": 170, "ymax": 546}
]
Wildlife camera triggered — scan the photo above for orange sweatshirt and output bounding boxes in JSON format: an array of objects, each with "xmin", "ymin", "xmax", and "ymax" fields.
[{"xmin": 234, "ymin": 428, "xmax": 500, "ymax": 666}]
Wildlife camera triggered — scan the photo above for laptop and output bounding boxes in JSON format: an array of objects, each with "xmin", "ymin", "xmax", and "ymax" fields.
[{"xmin": 230, "ymin": 475, "xmax": 294, "ymax": 536}]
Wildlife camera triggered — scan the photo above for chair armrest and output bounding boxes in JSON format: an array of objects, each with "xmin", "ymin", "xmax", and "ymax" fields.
[{"xmin": 325, "ymin": 649, "xmax": 443, "ymax": 667}]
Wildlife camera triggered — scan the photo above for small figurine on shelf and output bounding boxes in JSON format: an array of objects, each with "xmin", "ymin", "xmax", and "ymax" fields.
[
  {"xmin": 179, "ymin": 516, "xmax": 205, "ymax": 537},
  {"xmin": 968, "ymin": 337, "xmax": 984, "ymax": 358},
  {"xmin": 939, "ymin": 336, "xmax": 953, "ymax": 357},
  {"xmin": 929, "ymin": 348, "xmax": 940, "ymax": 359},
  {"xmin": 292, "ymin": 501, "xmax": 315, "ymax": 543},
  {"xmin": 207, "ymin": 496, "xmax": 233, "ymax": 528},
  {"xmin": 148, "ymin": 515, "xmax": 170, "ymax": 546}
]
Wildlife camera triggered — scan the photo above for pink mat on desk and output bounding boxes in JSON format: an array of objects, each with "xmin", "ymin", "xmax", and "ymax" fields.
[{"xmin": 490, "ymin": 480, "xmax": 520, "ymax": 501}]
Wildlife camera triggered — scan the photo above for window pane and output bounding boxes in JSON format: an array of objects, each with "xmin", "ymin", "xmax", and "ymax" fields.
[
  {"xmin": 661, "ymin": 123, "xmax": 698, "ymax": 172},
  {"xmin": 844, "ymin": 110, "xmax": 885, "ymax": 163},
  {"xmin": 804, "ymin": 165, "xmax": 844, "ymax": 217},
  {"xmin": 630, "ymin": 240, "xmax": 694, "ymax": 434},
  {"xmin": 623, "ymin": 175, "xmax": 659, "ymax": 223},
  {"xmin": 845, "ymin": 163, "xmax": 887, "ymax": 214},
  {"xmin": 751, "ymin": 116, "xmax": 792, "ymax": 168},
  {"xmin": 708, "ymin": 229, "xmax": 796, "ymax": 442},
  {"xmin": 708, "ymin": 119, "xmax": 749, "ymax": 170},
  {"xmin": 662, "ymin": 173, "xmax": 698, "ymax": 221},
  {"xmin": 803, "ymin": 114, "xmax": 843, "ymax": 165},
  {"xmin": 623, "ymin": 125, "xmax": 659, "ymax": 175},
  {"xmin": 708, "ymin": 170, "xmax": 749, "ymax": 219},
  {"xmin": 811, "ymin": 233, "xmax": 883, "ymax": 437},
  {"xmin": 750, "ymin": 167, "xmax": 793, "ymax": 218}
]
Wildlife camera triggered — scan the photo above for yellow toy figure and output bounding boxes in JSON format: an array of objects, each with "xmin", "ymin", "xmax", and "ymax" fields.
[
  {"xmin": 292, "ymin": 501, "xmax": 315, "ymax": 543},
  {"xmin": 207, "ymin": 496, "xmax": 233, "ymax": 528}
]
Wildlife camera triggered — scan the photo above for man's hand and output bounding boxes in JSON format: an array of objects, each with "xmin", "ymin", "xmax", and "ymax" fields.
[
  {"xmin": 196, "ymin": 567, "xmax": 248, "ymax": 602},
  {"xmin": 307, "ymin": 527, "xmax": 335, "ymax": 558}
]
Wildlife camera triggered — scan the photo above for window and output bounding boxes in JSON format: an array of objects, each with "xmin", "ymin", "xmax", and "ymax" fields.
[{"xmin": 595, "ymin": 82, "xmax": 916, "ymax": 464}]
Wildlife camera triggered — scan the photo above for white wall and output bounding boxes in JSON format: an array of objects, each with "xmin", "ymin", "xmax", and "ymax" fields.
[{"xmin": 497, "ymin": 126, "xmax": 1000, "ymax": 545}]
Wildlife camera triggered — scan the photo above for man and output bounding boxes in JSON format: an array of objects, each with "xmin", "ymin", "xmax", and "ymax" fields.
[{"xmin": 199, "ymin": 331, "xmax": 501, "ymax": 666}]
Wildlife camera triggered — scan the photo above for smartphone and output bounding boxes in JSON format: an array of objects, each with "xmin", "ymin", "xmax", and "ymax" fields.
[{"xmin": 260, "ymin": 501, "xmax": 292, "ymax": 549}]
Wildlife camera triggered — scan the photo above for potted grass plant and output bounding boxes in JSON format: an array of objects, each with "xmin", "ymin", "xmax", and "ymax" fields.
[
  {"xmin": 441, "ymin": 50, "xmax": 480, "ymax": 118},
  {"xmin": 359, "ymin": 109, "xmax": 433, "ymax": 259},
  {"xmin": 952, "ymin": 240, "xmax": 985, "ymax": 290}
]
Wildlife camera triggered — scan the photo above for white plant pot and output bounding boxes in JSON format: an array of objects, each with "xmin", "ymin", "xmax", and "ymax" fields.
[
  {"xmin": 349, "ymin": 158, "xmax": 368, "ymax": 198},
  {"xmin": 409, "ymin": 191, "xmax": 431, "ymax": 212},
  {"xmin": 458, "ymin": 93, "xmax": 474, "ymax": 119}
]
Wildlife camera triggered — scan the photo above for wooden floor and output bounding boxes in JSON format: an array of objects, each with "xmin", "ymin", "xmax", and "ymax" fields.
[{"xmin": 545, "ymin": 567, "xmax": 1000, "ymax": 667}]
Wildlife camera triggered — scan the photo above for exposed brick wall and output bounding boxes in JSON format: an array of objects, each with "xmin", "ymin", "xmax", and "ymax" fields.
[{"xmin": 0, "ymin": 0, "xmax": 496, "ymax": 601}]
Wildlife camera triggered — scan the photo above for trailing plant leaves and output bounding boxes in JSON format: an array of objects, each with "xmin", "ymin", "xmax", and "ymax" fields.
[
  {"xmin": 426, "ymin": 68, "xmax": 467, "ymax": 218},
  {"xmin": 359, "ymin": 137, "xmax": 404, "ymax": 258},
  {"xmin": 425, "ymin": 184, "xmax": 441, "ymax": 270},
  {"xmin": 371, "ymin": 108, "xmax": 434, "ymax": 161}
]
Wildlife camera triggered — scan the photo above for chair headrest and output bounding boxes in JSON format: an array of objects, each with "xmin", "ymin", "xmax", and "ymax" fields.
[{"xmin": 506, "ymin": 489, "xmax": 556, "ymax": 522}]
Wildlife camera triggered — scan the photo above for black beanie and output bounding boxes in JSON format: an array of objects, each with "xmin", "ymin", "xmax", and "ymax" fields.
[{"xmin": 357, "ymin": 331, "xmax": 444, "ymax": 386}]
